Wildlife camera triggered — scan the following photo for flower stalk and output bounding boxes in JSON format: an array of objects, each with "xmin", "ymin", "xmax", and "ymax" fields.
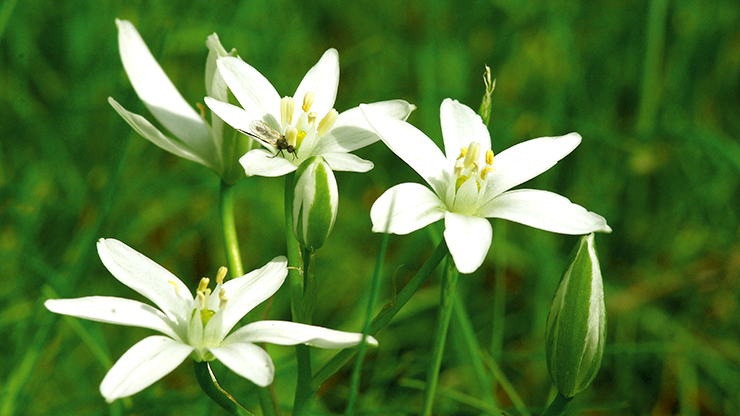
[{"xmin": 421, "ymin": 255, "xmax": 459, "ymax": 416}]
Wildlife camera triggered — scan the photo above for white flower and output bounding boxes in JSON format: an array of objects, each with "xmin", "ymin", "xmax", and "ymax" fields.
[
  {"xmin": 108, "ymin": 19, "xmax": 245, "ymax": 183},
  {"xmin": 204, "ymin": 48, "xmax": 415, "ymax": 177},
  {"xmin": 362, "ymin": 99, "xmax": 611, "ymax": 274},
  {"xmin": 45, "ymin": 239, "xmax": 377, "ymax": 402}
]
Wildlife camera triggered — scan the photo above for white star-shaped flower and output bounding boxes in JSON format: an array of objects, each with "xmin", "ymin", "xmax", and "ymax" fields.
[
  {"xmin": 204, "ymin": 48, "xmax": 415, "ymax": 177},
  {"xmin": 45, "ymin": 239, "xmax": 376, "ymax": 402},
  {"xmin": 362, "ymin": 99, "xmax": 611, "ymax": 274},
  {"xmin": 108, "ymin": 19, "xmax": 245, "ymax": 182}
]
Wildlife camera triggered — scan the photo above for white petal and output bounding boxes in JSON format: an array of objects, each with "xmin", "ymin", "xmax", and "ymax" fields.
[
  {"xmin": 216, "ymin": 56, "xmax": 281, "ymax": 123},
  {"xmin": 109, "ymin": 98, "xmax": 216, "ymax": 170},
  {"xmin": 322, "ymin": 152, "xmax": 374, "ymax": 172},
  {"xmin": 205, "ymin": 33, "xmax": 232, "ymax": 101},
  {"xmin": 361, "ymin": 104, "xmax": 447, "ymax": 188},
  {"xmin": 293, "ymin": 49, "xmax": 339, "ymax": 120},
  {"xmin": 45, "ymin": 297, "xmax": 180, "ymax": 341},
  {"xmin": 208, "ymin": 342, "xmax": 274, "ymax": 387},
  {"xmin": 100, "ymin": 335, "xmax": 192, "ymax": 402},
  {"xmin": 204, "ymin": 97, "xmax": 255, "ymax": 134},
  {"xmin": 115, "ymin": 19, "xmax": 210, "ymax": 149},
  {"xmin": 218, "ymin": 256, "xmax": 288, "ymax": 337},
  {"xmin": 477, "ymin": 189, "xmax": 612, "ymax": 234},
  {"xmin": 486, "ymin": 133, "xmax": 582, "ymax": 197},
  {"xmin": 239, "ymin": 149, "xmax": 298, "ymax": 177},
  {"xmin": 96, "ymin": 239, "xmax": 193, "ymax": 327},
  {"xmin": 444, "ymin": 212, "xmax": 492, "ymax": 274},
  {"xmin": 225, "ymin": 320, "xmax": 378, "ymax": 348},
  {"xmin": 440, "ymin": 99, "xmax": 491, "ymax": 161},
  {"xmin": 370, "ymin": 183, "xmax": 446, "ymax": 234},
  {"xmin": 314, "ymin": 100, "xmax": 416, "ymax": 154}
]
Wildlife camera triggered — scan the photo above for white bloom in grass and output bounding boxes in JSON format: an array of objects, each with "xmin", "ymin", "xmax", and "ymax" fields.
[
  {"xmin": 45, "ymin": 239, "xmax": 377, "ymax": 402},
  {"xmin": 204, "ymin": 48, "xmax": 415, "ymax": 177},
  {"xmin": 362, "ymin": 99, "xmax": 611, "ymax": 274},
  {"xmin": 109, "ymin": 19, "xmax": 246, "ymax": 183}
]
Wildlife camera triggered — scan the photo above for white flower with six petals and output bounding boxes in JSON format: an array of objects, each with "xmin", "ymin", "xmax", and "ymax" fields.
[
  {"xmin": 45, "ymin": 239, "xmax": 376, "ymax": 402},
  {"xmin": 204, "ymin": 48, "xmax": 415, "ymax": 177},
  {"xmin": 108, "ymin": 19, "xmax": 246, "ymax": 183},
  {"xmin": 362, "ymin": 99, "xmax": 611, "ymax": 274}
]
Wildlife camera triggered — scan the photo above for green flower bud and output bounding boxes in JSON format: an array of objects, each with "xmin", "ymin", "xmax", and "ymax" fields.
[
  {"xmin": 545, "ymin": 233, "xmax": 606, "ymax": 398},
  {"xmin": 293, "ymin": 156, "xmax": 338, "ymax": 251}
]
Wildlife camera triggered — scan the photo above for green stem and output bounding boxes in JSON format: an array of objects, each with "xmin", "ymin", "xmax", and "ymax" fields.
[
  {"xmin": 284, "ymin": 173, "xmax": 304, "ymax": 320},
  {"xmin": 193, "ymin": 361, "xmax": 253, "ymax": 416},
  {"xmin": 220, "ymin": 180, "xmax": 244, "ymax": 276},
  {"xmin": 220, "ymin": 180, "xmax": 278, "ymax": 416},
  {"xmin": 345, "ymin": 232, "xmax": 390, "ymax": 416},
  {"xmin": 421, "ymin": 255, "xmax": 458, "ymax": 416},
  {"xmin": 311, "ymin": 239, "xmax": 449, "ymax": 390},
  {"xmin": 285, "ymin": 174, "xmax": 315, "ymax": 416},
  {"xmin": 540, "ymin": 393, "xmax": 573, "ymax": 416}
]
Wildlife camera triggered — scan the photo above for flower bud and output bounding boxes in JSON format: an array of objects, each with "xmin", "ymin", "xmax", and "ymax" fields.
[
  {"xmin": 293, "ymin": 156, "xmax": 338, "ymax": 251},
  {"xmin": 545, "ymin": 233, "xmax": 606, "ymax": 398}
]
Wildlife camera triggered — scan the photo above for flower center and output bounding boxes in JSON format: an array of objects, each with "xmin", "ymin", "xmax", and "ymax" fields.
[
  {"xmin": 454, "ymin": 142, "xmax": 495, "ymax": 192},
  {"xmin": 193, "ymin": 266, "xmax": 229, "ymax": 328},
  {"xmin": 280, "ymin": 93, "xmax": 338, "ymax": 154}
]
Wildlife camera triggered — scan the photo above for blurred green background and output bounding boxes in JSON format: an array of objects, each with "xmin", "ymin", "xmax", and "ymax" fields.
[{"xmin": 3, "ymin": 0, "xmax": 740, "ymax": 414}]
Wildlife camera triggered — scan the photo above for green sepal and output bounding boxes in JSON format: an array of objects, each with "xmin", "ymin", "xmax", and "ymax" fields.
[{"xmin": 545, "ymin": 233, "xmax": 606, "ymax": 398}]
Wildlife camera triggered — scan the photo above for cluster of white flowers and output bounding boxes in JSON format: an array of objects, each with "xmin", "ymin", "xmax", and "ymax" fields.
[{"xmin": 46, "ymin": 19, "xmax": 610, "ymax": 404}]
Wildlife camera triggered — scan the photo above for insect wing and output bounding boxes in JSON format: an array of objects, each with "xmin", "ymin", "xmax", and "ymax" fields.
[{"xmin": 247, "ymin": 120, "xmax": 283, "ymax": 148}]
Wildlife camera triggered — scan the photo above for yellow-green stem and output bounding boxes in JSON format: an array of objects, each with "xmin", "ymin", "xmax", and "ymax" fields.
[{"xmin": 220, "ymin": 180, "xmax": 278, "ymax": 416}]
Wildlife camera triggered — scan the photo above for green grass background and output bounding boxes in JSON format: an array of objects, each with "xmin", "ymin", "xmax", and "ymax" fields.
[{"xmin": 2, "ymin": 0, "xmax": 740, "ymax": 414}]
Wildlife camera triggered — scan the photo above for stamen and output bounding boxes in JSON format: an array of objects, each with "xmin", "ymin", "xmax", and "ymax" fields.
[
  {"xmin": 454, "ymin": 161, "xmax": 464, "ymax": 177},
  {"xmin": 481, "ymin": 166, "xmax": 495, "ymax": 179},
  {"xmin": 196, "ymin": 277, "xmax": 210, "ymax": 294},
  {"xmin": 464, "ymin": 142, "xmax": 481, "ymax": 168},
  {"xmin": 216, "ymin": 267, "xmax": 227, "ymax": 285},
  {"xmin": 219, "ymin": 288, "xmax": 228, "ymax": 309},
  {"xmin": 307, "ymin": 112, "xmax": 317, "ymax": 127},
  {"xmin": 197, "ymin": 291, "xmax": 207, "ymax": 310},
  {"xmin": 285, "ymin": 126, "xmax": 298, "ymax": 147},
  {"xmin": 168, "ymin": 280, "xmax": 180, "ymax": 295},
  {"xmin": 302, "ymin": 92, "xmax": 315, "ymax": 113},
  {"xmin": 485, "ymin": 149, "xmax": 494, "ymax": 165},
  {"xmin": 457, "ymin": 147, "xmax": 468, "ymax": 161},
  {"xmin": 471, "ymin": 160, "xmax": 480, "ymax": 177},
  {"xmin": 281, "ymin": 96, "xmax": 295, "ymax": 126},
  {"xmin": 317, "ymin": 109, "xmax": 338, "ymax": 137}
]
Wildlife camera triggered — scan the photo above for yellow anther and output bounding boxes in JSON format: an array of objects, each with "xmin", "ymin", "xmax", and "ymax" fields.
[
  {"xmin": 216, "ymin": 266, "xmax": 227, "ymax": 285},
  {"xmin": 168, "ymin": 280, "xmax": 180, "ymax": 295},
  {"xmin": 285, "ymin": 126, "xmax": 298, "ymax": 147},
  {"xmin": 454, "ymin": 161, "xmax": 464, "ymax": 177},
  {"xmin": 307, "ymin": 112, "xmax": 317, "ymax": 126},
  {"xmin": 317, "ymin": 109, "xmax": 338, "ymax": 137},
  {"xmin": 302, "ymin": 92, "xmax": 315, "ymax": 112},
  {"xmin": 485, "ymin": 149, "xmax": 494, "ymax": 165},
  {"xmin": 281, "ymin": 96, "xmax": 295, "ymax": 126},
  {"xmin": 480, "ymin": 166, "xmax": 495, "ymax": 179},
  {"xmin": 197, "ymin": 291, "xmax": 207, "ymax": 310},
  {"xmin": 219, "ymin": 288, "xmax": 228, "ymax": 309},
  {"xmin": 196, "ymin": 277, "xmax": 210, "ymax": 293},
  {"xmin": 464, "ymin": 142, "xmax": 481, "ymax": 168},
  {"xmin": 457, "ymin": 147, "xmax": 468, "ymax": 160}
]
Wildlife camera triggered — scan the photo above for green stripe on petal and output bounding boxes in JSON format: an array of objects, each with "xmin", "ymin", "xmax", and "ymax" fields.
[{"xmin": 293, "ymin": 156, "xmax": 338, "ymax": 251}]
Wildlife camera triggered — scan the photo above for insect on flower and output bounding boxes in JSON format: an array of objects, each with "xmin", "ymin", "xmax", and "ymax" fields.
[{"xmin": 240, "ymin": 120, "xmax": 297, "ymax": 159}]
